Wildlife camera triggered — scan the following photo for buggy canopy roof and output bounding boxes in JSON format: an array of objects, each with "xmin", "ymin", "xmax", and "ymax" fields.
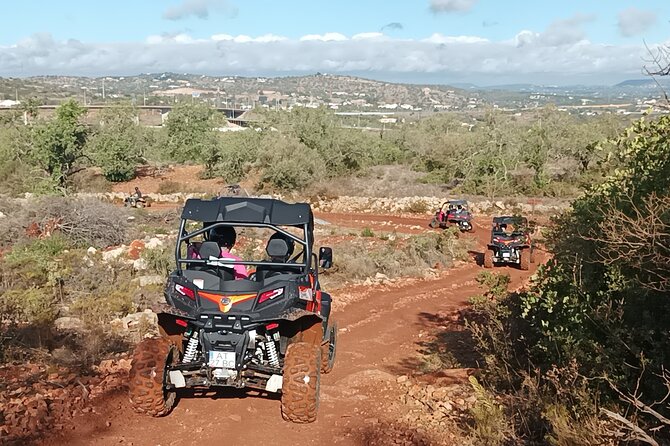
[
  {"xmin": 493, "ymin": 216, "xmax": 528, "ymax": 225},
  {"xmin": 182, "ymin": 197, "xmax": 314, "ymax": 228},
  {"xmin": 445, "ymin": 199, "xmax": 468, "ymax": 205}
]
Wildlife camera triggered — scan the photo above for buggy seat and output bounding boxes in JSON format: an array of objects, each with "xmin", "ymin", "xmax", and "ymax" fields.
[{"xmin": 255, "ymin": 238, "xmax": 303, "ymax": 282}]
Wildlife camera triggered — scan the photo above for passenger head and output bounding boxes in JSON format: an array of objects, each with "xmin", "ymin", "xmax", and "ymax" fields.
[{"xmin": 208, "ymin": 225, "xmax": 237, "ymax": 250}]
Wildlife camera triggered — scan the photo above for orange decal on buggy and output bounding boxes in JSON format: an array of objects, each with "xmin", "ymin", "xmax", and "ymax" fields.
[{"xmin": 199, "ymin": 292, "xmax": 256, "ymax": 313}]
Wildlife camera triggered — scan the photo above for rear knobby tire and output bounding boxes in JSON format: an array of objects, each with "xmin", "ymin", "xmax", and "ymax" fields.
[
  {"xmin": 320, "ymin": 322, "xmax": 337, "ymax": 374},
  {"xmin": 128, "ymin": 337, "xmax": 178, "ymax": 417},
  {"xmin": 483, "ymin": 250, "xmax": 494, "ymax": 268},
  {"xmin": 519, "ymin": 249, "xmax": 530, "ymax": 271},
  {"xmin": 429, "ymin": 218, "xmax": 439, "ymax": 229},
  {"xmin": 281, "ymin": 342, "xmax": 321, "ymax": 423}
]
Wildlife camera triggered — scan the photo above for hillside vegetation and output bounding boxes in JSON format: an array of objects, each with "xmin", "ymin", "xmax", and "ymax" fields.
[
  {"xmin": 0, "ymin": 100, "xmax": 628, "ymax": 198},
  {"xmin": 466, "ymin": 115, "xmax": 670, "ymax": 444}
]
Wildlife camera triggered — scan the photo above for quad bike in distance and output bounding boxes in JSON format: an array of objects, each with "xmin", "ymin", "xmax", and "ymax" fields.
[
  {"xmin": 483, "ymin": 216, "xmax": 534, "ymax": 270},
  {"xmin": 128, "ymin": 197, "xmax": 337, "ymax": 423},
  {"xmin": 429, "ymin": 199, "xmax": 474, "ymax": 232},
  {"xmin": 124, "ymin": 195, "xmax": 149, "ymax": 208}
]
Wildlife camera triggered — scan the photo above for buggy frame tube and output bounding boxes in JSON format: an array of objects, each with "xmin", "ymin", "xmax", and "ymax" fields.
[{"xmin": 175, "ymin": 220, "xmax": 312, "ymax": 274}]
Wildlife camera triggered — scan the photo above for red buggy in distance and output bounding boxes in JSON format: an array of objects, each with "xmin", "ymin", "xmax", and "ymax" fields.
[{"xmin": 429, "ymin": 199, "xmax": 474, "ymax": 232}]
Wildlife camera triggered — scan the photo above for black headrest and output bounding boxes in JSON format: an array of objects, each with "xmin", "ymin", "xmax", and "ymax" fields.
[
  {"xmin": 266, "ymin": 238, "xmax": 289, "ymax": 258},
  {"xmin": 199, "ymin": 241, "xmax": 221, "ymax": 259}
]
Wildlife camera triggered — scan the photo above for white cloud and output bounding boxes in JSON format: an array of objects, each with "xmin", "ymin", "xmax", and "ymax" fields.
[
  {"xmin": 0, "ymin": 31, "xmax": 660, "ymax": 84},
  {"xmin": 253, "ymin": 34, "xmax": 288, "ymax": 43},
  {"xmin": 618, "ymin": 7, "xmax": 657, "ymax": 37},
  {"xmin": 163, "ymin": 0, "xmax": 236, "ymax": 21},
  {"xmin": 540, "ymin": 13, "xmax": 595, "ymax": 46},
  {"xmin": 352, "ymin": 32, "xmax": 387, "ymax": 41},
  {"xmin": 430, "ymin": 0, "xmax": 477, "ymax": 14},
  {"xmin": 423, "ymin": 33, "xmax": 488, "ymax": 44},
  {"xmin": 299, "ymin": 33, "xmax": 347, "ymax": 42}
]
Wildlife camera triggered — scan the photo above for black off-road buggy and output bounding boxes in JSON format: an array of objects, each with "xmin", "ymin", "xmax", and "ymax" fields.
[
  {"xmin": 128, "ymin": 197, "xmax": 337, "ymax": 423},
  {"xmin": 483, "ymin": 216, "xmax": 534, "ymax": 270},
  {"xmin": 429, "ymin": 199, "xmax": 473, "ymax": 232}
]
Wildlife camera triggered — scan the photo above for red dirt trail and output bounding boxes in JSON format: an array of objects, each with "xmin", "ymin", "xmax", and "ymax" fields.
[{"xmin": 40, "ymin": 214, "xmax": 543, "ymax": 446}]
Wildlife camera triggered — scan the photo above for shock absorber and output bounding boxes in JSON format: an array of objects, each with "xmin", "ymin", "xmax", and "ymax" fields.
[
  {"xmin": 265, "ymin": 333, "xmax": 279, "ymax": 367},
  {"xmin": 183, "ymin": 331, "xmax": 199, "ymax": 363}
]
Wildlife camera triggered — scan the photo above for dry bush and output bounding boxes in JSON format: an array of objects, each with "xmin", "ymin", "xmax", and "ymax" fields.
[
  {"xmin": 327, "ymin": 229, "xmax": 470, "ymax": 285},
  {"xmin": 67, "ymin": 168, "xmax": 113, "ymax": 193},
  {"xmin": 0, "ymin": 196, "xmax": 129, "ymax": 248},
  {"xmin": 404, "ymin": 198, "xmax": 430, "ymax": 214},
  {"xmin": 35, "ymin": 197, "xmax": 129, "ymax": 247},
  {"xmin": 588, "ymin": 192, "xmax": 670, "ymax": 292},
  {"xmin": 157, "ymin": 180, "xmax": 182, "ymax": 194}
]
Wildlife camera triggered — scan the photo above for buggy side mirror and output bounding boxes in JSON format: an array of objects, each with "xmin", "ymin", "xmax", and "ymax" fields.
[{"xmin": 319, "ymin": 247, "xmax": 333, "ymax": 269}]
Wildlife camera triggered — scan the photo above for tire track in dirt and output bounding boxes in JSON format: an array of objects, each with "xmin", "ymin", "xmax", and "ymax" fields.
[{"xmin": 40, "ymin": 214, "xmax": 543, "ymax": 446}]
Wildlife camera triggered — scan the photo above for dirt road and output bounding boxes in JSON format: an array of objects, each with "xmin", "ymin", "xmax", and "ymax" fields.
[{"xmin": 41, "ymin": 214, "xmax": 542, "ymax": 446}]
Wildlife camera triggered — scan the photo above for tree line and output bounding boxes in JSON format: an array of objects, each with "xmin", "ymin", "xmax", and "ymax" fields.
[{"xmin": 0, "ymin": 99, "xmax": 631, "ymax": 197}]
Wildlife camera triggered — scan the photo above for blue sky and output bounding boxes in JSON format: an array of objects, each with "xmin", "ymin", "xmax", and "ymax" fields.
[{"xmin": 1, "ymin": 0, "xmax": 669, "ymax": 84}]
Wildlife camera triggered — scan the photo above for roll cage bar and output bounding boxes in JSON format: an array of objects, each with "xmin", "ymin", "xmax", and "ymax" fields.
[{"xmin": 175, "ymin": 220, "xmax": 313, "ymax": 273}]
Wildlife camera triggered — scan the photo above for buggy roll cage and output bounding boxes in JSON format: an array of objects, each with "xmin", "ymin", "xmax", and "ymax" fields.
[
  {"xmin": 491, "ymin": 216, "xmax": 529, "ymax": 236},
  {"xmin": 175, "ymin": 220, "xmax": 312, "ymax": 272},
  {"xmin": 174, "ymin": 197, "xmax": 316, "ymax": 275},
  {"xmin": 440, "ymin": 199, "xmax": 469, "ymax": 209}
]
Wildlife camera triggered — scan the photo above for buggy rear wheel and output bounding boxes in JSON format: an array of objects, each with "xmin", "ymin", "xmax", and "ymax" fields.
[
  {"xmin": 519, "ymin": 249, "xmax": 530, "ymax": 271},
  {"xmin": 281, "ymin": 342, "xmax": 321, "ymax": 423},
  {"xmin": 429, "ymin": 217, "xmax": 439, "ymax": 229},
  {"xmin": 483, "ymin": 249, "xmax": 494, "ymax": 268},
  {"xmin": 128, "ymin": 337, "xmax": 178, "ymax": 417},
  {"xmin": 321, "ymin": 322, "xmax": 337, "ymax": 374}
]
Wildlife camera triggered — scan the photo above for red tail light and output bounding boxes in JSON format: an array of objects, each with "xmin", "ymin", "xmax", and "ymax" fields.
[
  {"xmin": 175, "ymin": 283, "xmax": 196, "ymax": 300},
  {"xmin": 175, "ymin": 318, "xmax": 188, "ymax": 327},
  {"xmin": 266, "ymin": 323, "xmax": 279, "ymax": 330},
  {"xmin": 258, "ymin": 288, "xmax": 284, "ymax": 304}
]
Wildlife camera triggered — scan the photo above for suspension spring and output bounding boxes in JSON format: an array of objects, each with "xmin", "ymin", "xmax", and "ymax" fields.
[
  {"xmin": 265, "ymin": 333, "xmax": 279, "ymax": 367},
  {"xmin": 183, "ymin": 332, "xmax": 199, "ymax": 363}
]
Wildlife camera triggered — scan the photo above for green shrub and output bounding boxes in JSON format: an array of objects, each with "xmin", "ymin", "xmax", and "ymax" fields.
[
  {"xmin": 0, "ymin": 287, "xmax": 58, "ymax": 326},
  {"xmin": 3, "ymin": 235, "xmax": 73, "ymax": 287},
  {"xmin": 258, "ymin": 137, "xmax": 326, "ymax": 191},
  {"xmin": 141, "ymin": 246, "xmax": 174, "ymax": 276},
  {"xmin": 360, "ymin": 227, "xmax": 375, "ymax": 237},
  {"xmin": 70, "ymin": 288, "xmax": 134, "ymax": 326},
  {"xmin": 467, "ymin": 376, "xmax": 514, "ymax": 446}
]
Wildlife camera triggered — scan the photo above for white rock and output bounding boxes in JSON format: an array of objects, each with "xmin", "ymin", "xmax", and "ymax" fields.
[
  {"xmin": 87, "ymin": 247, "xmax": 97, "ymax": 256},
  {"xmin": 135, "ymin": 275, "xmax": 164, "ymax": 287},
  {"xmin": 102, "ymin": 246, "xmax": 126, "ymax": 262},
  {"xmin": 133, "ymin": 258, "xmax": 148, "ymax": 271},
  {"xmin": 54, "ymin": 317, "xmax": 85, "ymax": 331},
  {"xmin": 145, "ymin": 237, "xmax": 164, "ymax": 250},
  {"xmin": 121, "ymin": 309, "xmax": 158, "ymax": 330}
]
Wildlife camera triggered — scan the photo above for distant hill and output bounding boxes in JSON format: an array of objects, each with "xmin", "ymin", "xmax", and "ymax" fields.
[
  {"xmin": 615, "ymin": 78, "xmax": 670, "ymax": 88},
  {"xmin": 0, "ymin": 72, "xmax": 471, "ymax": 110}
]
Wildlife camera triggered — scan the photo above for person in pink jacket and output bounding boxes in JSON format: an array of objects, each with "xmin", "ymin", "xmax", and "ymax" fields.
[{"xmin": 188, "ymin": 226, "xmax": 248, "ymax": 279}]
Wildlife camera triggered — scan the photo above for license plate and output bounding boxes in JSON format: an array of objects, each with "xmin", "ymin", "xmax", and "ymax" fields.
[
  {"xmin": 208, "ymin": 351, "xmax": 236, "ymax": 368},
  {"xmin": 502, "ymin": 252, "xmax": 510, "ymax": 258}
]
